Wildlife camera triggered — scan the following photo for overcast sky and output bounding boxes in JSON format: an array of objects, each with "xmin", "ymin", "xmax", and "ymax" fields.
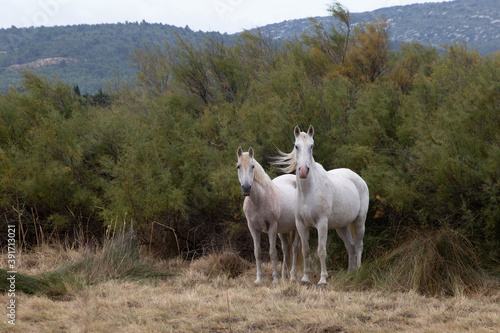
[{"xmin": 2, "ymin": 0, "xmax": 452, "ymax": 33}]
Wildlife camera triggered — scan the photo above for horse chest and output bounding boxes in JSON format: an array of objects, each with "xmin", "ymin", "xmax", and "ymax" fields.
[
  {"xmin": 297, "ymin": 194, "xmax": 330, "ymax": 227},
  {"xmin": 244, "ymin": 197, "xmax": 279, "ymax": 232}
]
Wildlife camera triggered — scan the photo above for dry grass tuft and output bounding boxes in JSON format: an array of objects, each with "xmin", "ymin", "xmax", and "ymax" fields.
[
  {"xmin": 16, "ymin": 243, "xmax": 71, "ymax": 275},
  {"xmin": 190, "ymin": 250, "xmax": 252, "ymax": 279},
  {"xmin": 64, "ymin": 229, "xmax": 168, "ymax": 285},
  {"xmin": 1, "ymin": 230, "xmax": 171, "ymax": 300},
  {"xmin": 339, "ymin": 227, "xmax": 496, "ymax": 296},
  {"xmin": 382, "ymin": 228, "xmax": 490, "ymax": 296}
]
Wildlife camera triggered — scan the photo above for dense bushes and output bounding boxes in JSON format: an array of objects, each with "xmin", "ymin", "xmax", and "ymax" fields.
[{"xmin": 1, "ymin": 6, "xmax": 499, "ymax": 264}]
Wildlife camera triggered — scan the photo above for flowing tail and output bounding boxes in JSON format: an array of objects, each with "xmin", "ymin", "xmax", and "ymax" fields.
[{"xmin": 349, "ymin": 223, "xmax": 356, "ymax": 241}]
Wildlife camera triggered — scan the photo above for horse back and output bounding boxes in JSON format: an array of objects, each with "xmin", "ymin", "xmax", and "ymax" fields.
[{"xmin": 327, "ymin": 168, "xmax": 368, "ymax": 199}]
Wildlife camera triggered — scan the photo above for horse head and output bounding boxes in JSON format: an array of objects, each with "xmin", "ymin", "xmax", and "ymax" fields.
[
  {"xmin": 237, "ymin": 146, "xmax": 256, "ymax": 196},
  {"xmin": 293, "ymin": 125, "xmax": 314, "ymax": 179}
]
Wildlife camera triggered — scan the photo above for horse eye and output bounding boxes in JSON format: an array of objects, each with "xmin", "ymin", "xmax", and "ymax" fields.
[
  {"xmin": 237, "ymin": 165, "xmax": 241, "ymax": 169},
  {"xmin": 252, "ymin": 165, "xmax": 255, "ymax": 169}
]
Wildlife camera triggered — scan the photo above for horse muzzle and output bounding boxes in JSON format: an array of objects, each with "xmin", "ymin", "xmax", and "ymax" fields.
[
  {"xmin": 241, "ymin": 184, "xmax": 252, "ymax": 196},
  {"xmin": 299, "ymin": 166, "xmax": 309, "ymax": 179}
]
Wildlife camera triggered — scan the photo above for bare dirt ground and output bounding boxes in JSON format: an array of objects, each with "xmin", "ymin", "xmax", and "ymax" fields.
[{"xmin": 2, "ymin": 246, "xmax": 499, "ymax": 332}]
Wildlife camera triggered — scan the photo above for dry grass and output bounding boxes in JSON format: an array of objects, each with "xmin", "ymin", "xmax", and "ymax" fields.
[
  {"xmin": 2, "ymin": 245, "xmax": 500, "ymax": 332},
  {"xmin": 334, "ymin": 228, "xmax": 497, "ymax": 297},
  {"xmin": 190, "ymin": 250, "xmax": 252, "ymax": 279}
]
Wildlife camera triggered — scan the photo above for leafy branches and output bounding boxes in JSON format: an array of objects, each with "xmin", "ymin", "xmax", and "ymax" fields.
[{"xmin": 1, "ymin": 5, "xmax": 499, "ymax": 263}]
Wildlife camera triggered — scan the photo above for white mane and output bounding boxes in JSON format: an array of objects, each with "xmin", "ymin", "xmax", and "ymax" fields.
[
  {"xmin": 273, "ymin": 147, "xmax": 297, "ymax": 174},
  {"xmin": 253, "ymin": 159, "xmax": 272, "ymax": 186}
]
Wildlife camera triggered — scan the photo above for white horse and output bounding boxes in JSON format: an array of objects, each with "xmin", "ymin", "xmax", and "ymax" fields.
[
  {"xmin": 274, "ymin": 125, "xmax": 369, "ymax": 285},
  {"xmin": 237, "ymin": 147, "xmax": 301, "ymax": 283}
]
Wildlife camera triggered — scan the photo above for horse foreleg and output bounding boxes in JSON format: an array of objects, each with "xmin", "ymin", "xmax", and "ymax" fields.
[
  {"xmin": 278, "ymin": 233, "xmax": 289, "ymax": 280},
  {"xmin": 296, "ymin": 219, "xmax": 311, "ymax": 284},
  {"xmin": 317, "ymin": 221, "xmax": 329, "ymax": 285},
  {"xmin": 249, "ymin": 225, "xmax": 263, "ymax": 284}
]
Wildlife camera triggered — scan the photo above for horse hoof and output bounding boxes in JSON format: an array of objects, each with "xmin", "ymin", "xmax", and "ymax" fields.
[
  {"xmin": 317, "ymin": 282, "xmax": 327, "ymax": 288},
  {"xmin": 300, "ymin": 280, "xmax": 311, "ymax": 286}
]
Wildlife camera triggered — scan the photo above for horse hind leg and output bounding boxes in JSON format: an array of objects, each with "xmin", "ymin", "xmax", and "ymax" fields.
[
  {"xmin": 278, "ymin": 233, "xmax": 289, "ymax": 280},
  {"xmin": 268, "ymin": 227, "xmax": 279, "ymax": 283},
  {"xmin": 352, "ymin": 215, "xmax": 366, "ymax": 269},
  {"xmin": 335, "ymin": 225, "xmax": 356, "ymax": 272}
]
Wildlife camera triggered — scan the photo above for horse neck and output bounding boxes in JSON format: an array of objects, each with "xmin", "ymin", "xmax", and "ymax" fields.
[
  {"xmin": 296, "ymin": 160, "xmax": 324, "ymax": 193},
  {"xmin": 249, "ymin": 161, "xmax": 275, "ymax": 203}
]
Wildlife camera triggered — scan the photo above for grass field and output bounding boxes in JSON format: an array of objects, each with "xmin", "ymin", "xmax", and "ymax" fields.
[{"xmin": 1, "ymin": 238, "xmax": 500, "ymax": 332}]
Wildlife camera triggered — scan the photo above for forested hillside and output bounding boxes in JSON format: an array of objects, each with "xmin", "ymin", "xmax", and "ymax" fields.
[
  {"xmin": 0, "ymin": 0, "xmax": 498, "ymax": 94},
  {"xmin": 260, "ymin": 0, "xmax": 500, "ymax": 55},
  {"xmin": 1, "ymin": 4, "xmax": 499, "ymax": 270},
  {"xmin": 0, "ymin": 22, "xmax": 232, "ymax": 93}
]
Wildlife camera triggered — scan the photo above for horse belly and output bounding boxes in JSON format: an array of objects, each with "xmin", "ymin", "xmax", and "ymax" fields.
[
  {"xmin": 327, "ymin": 209, "xmax": 359, "ymax": 229},
  {"xmin": 328, "ymin": 185, "xmax": 361, "ymax": 228},
  {"xmin": 276, "ymin": 207, "xmax": 295, "ymax": 233}
]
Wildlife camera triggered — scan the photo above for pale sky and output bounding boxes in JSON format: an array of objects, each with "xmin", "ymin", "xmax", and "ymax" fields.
[{"xmin": 2, "ymin": 0, "xmax": 453, "ymax": 33}]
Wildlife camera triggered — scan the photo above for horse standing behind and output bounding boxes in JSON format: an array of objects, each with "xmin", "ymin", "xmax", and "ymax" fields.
[
  {"xmin": 237, "ymin": 147, "xmax": 301, "ymax": 283},
  {"xmin": 274, "ymin": 125, "xmax": 369, "ymax": 285}
]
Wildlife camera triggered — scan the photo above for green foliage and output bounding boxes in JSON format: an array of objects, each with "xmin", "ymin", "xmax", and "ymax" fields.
[
  {"xmin": 344, "ymin": 19, "xmax": 390, "ymax": 83},
  {"xmin": 0, "ymin": 268, "xmax": 69, "ymax": 299},
  {"xmin": 303, "ymin": 2, "xmax": 352, "ymax": 68},
  {"xmin": 0, "ymin": 72, "xmax": 101, "ymax": 234},
  {"xmin": 1, "ymin": 9, "xmax": 499, "ymax": 269}
]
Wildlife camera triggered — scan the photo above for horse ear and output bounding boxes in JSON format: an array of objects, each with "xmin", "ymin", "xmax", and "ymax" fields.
[
  {"xmin": 294, "ymin": 125, "xmax": 301, "ymax": 138},
  {"xmin": 307, "ymin": 125, "xmax": 314, "ymax": 138},
  {"xmin": 248, "ymin": 147, "xmax": 254, "ymax": 159},
  {"xmin": 237, "ymin": 146, "xmax": 243, "ymax": 158}
]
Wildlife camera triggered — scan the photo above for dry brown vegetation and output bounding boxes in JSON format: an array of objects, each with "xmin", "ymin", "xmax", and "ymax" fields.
[{"xmin": 2, "ymin": 243, "xmax": 499, "ymax": 333}]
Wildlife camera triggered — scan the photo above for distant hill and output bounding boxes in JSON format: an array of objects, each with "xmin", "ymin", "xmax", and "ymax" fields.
[
  {"xmin": 0, "ymin": 22, "xmax": 232, "ymax": 93},
  {"xmin": 257, "ymin": 0, "xmax": 500, "ymax": 54},
  {"xmin": 0, "ymin": 0, "xmax": 498, "ymax": 93}
]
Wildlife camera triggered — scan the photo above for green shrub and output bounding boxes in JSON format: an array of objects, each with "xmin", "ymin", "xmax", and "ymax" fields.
[{"xmin": 0, "ymin": 11, "xmax": 498, "ymax": 266}]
